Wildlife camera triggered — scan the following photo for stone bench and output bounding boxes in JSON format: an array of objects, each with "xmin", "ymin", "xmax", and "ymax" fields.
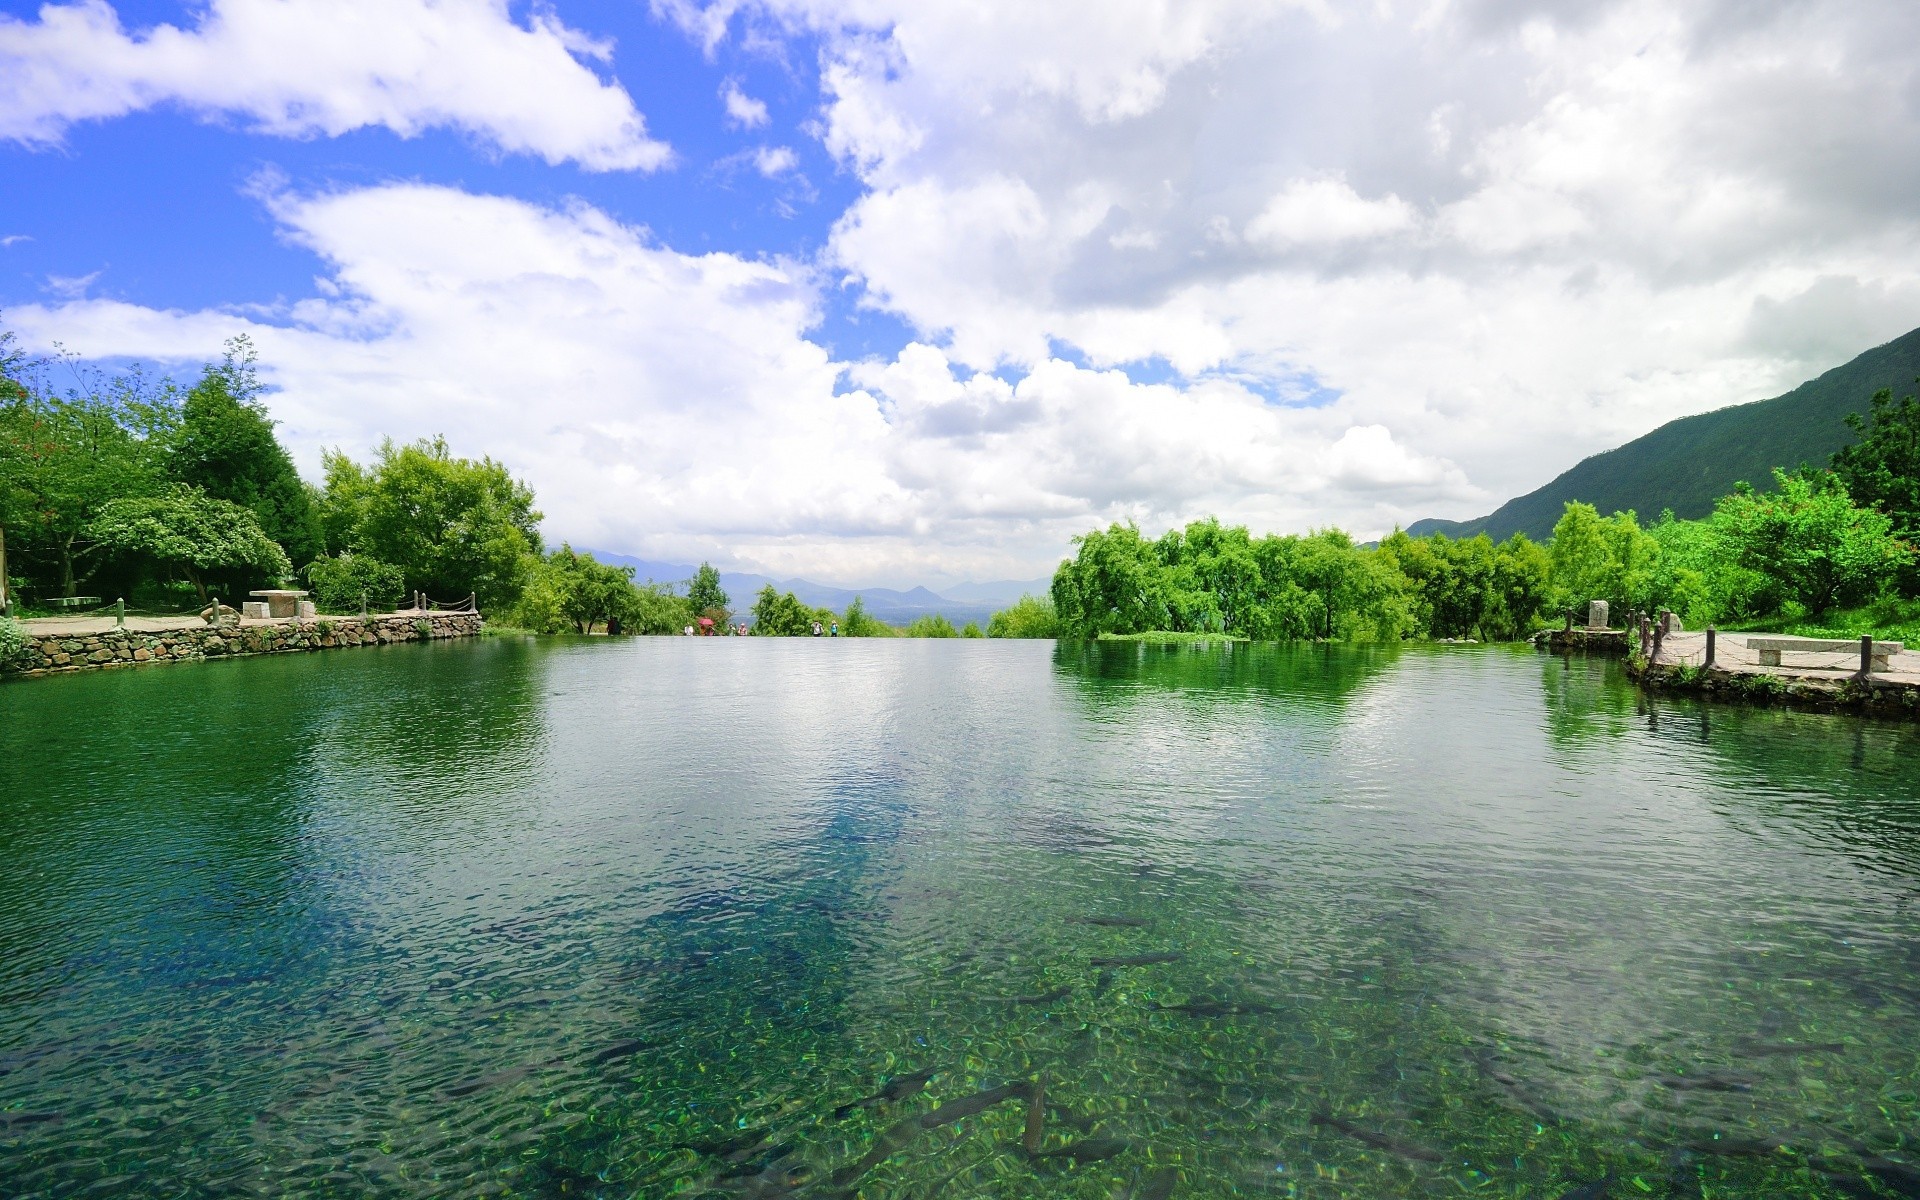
[
  {"xmin": 1745, "ymin": 637, "xmax": 1903, "ymax": 671},
  {"xmin": 48, "ymin": 595, "xmax": 102, "ymax": 609}
]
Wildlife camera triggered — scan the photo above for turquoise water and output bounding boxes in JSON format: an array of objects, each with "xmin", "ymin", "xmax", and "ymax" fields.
[{"xmin": 4, "ymin": 638, "xmax": 1920, "ymax": 1198}]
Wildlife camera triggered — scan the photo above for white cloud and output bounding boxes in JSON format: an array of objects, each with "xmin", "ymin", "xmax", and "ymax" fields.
[
  {"xmin": 753, "ymin": 145, "xmax": 798, "ymax": 177},
  {"xmin": 1246, "ymin": 177, "xmax": 1418, "ymax": 247},
  {"xmin": 0, "ymin": 0, "xmax": 668, "ymax": 170},
  {"xmin": 721, "ymin": 78, "xmax": 770, "ymax": 129},
  {"xmin": 8, "ymin": 184, "xmax": 1472, "ymax": 582}
]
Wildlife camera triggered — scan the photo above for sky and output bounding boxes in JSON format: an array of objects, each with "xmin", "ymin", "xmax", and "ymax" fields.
[{"xmin": 4, "ymin": 0, "xmax": 1920, "ymax": 588}]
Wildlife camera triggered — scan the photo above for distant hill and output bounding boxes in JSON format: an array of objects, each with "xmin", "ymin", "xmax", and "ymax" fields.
[
  {"xmin": 1409, "ymin": 327, "xmax": 1920, "ymax": 542},
  {"xmin": 577, "ymin": 551, "xmax": 1006, "ymax": 626}
]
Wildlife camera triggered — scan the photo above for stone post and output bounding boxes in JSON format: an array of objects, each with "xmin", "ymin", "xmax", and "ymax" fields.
[
  {"xmin": 1588, "ymin": 599, "xmax": 1609, "ymax": 631},
  {"xmin": 1862, "ymin": 635, "xmax": 1874, "ymax": 680},
  {"xmin": 1705, "ymin": 626, "xmax": 1716, "ymax": 669},
  {"xmin": 115, "ymin": 597, "xmax": 124, "ymax": 628}
]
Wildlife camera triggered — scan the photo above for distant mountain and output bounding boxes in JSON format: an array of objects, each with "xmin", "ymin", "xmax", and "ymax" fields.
[
  {"xmin": 1409, "ymin": 326, "xmax": 1920, "ymax": 542},
  {"xmin": 933, "ymin": 578, "xmax": 1053, "ymax": 605},
  {"xmin": 577, "ymin": 551, "xmax": 1005, "ymax": 626}
]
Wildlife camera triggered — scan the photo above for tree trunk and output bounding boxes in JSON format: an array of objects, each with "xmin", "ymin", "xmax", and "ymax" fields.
[
  {"xmin": 0, "ymin": 520, "xmax": 8, "ymax": 613},
  {"xmin": 59, "ymin": 535, "xmax": 75, "ymax": 597},
  {"xmin": 184, "ymin": 565, "xmax": 207, "ymax": 604}
]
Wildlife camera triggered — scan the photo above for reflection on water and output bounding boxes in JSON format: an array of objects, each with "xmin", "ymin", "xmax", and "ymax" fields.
[{"xmin": 4, "ymin": 639, "xmax": 1920, "ymax": 1197}]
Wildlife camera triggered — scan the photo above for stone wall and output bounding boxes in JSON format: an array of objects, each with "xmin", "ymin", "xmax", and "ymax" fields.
[{"xmin": 1, "ymin": 612, "xmax": 483, "ymax": 679}]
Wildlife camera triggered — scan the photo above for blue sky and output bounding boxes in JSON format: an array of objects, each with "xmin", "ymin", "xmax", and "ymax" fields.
[{"xmin": 5, "ymin": 0, "xmax": 1920, "ymax": 586}]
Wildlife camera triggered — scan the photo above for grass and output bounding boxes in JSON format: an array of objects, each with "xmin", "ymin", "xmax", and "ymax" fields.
[{"xmin": 1731, "ymin": 596, "xmax": 1920, "ymax": 645}]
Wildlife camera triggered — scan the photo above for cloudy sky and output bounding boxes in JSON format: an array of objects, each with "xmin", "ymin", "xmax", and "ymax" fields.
[{"xmin": 4, "ymin": 0, "xmax": 1920, "ymax": 586}]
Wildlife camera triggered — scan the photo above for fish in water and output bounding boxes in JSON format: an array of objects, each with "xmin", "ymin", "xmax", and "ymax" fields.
[
  {"xmin": 829, "ymin": 1116, "xmax": 925, "ymax": 1188},
  {"xmin": 673, "ymin": 1128, "xmax": 775, "ymax": 1160},
  {"xmin": 440, "ymin": 1063, "xmax": 541, "ymax": 1098},
  {"xmin": 0, "ymin": 1112, "xmax": 64, "ymax": 1132},
  {"xmin": 1073, "ymin": 915, "xmax": 1152, "ymax": 927},
  {"xmin": 1685, "ymin": 1136, "xmax": 1788, "ymax": 1158},
  {"xmin": 833, "ymin": 1067, "xmax": 937, "ymax": 1118},
  {"xmin": 1310, "ymin": 1113, "xmax": 1445, "ymax": 1163},
  {"xmin": 1656, "ymin": 1071, "xmax": 1754, "ymax": 1093},
  {"xmin": 1090, "ymin": 953, "xmax": 1183, "ymax": 967},
  {"xmin": 1556, "ymin": 1180, "xmax": 1610, "ymax": 1200},
  {"xmin": 1024, "ymin": 1074, "xmax": 1048, "ymax": 1156},
  {"xmin": 919, "ymin": 1082, "xmax": 1025, "ymax": 1129},
  {"xmin": 1732, "ymin": 1040, "xmax": 1845, "ymax": 1057},
  {"xmin": 1156, "ymin": 999, "xmax": 1277, "ymax": 1017},
  {"xmin": 1013, "ymin": 987, "xmax": 1073, "ymax": 1006},
  {"xmin": 1134, "ymin": 1168, "xmax": 1179, "ymax": 1200},
  {"xmin": 1037, "ymin": 1136, "xmax": 1131, "ymax": 1165},
  {"xmin": 586, "ymin": 1037, "xmax": 650, "ymax": 1066}
]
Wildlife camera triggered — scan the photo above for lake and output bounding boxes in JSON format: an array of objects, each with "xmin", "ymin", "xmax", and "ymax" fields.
[{"xmin": 4, "ymin": 638, "xmax": 1920, "ymax": 1198}]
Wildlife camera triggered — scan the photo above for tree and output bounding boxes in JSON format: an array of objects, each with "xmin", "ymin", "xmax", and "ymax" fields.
[
  {"xmin": 89, "ymin": 485, "xmax": 291, "ymax": 603},
  {"xmin": 1710, "ymin": 470, "xmax": 1910, "ymax": 616},
  {"xmin": 0, "ymin": 350, "xmax": 177, "ymax": 596},
  {"xmin": 305, "ymin": 552, "xmax": 406, "ymax": 614},
  {"xmin": 987, "ymin": 593, "xmax": 1059, "ymax": 638},
  {"xmin": 320, "ymin": 437, "xmax": 542, "ymax": 610},
  {"xmin": 169, "ymin": 337, "xmax": 322, "ymax": 565},
  {"xmin": 905, "ymin": 613, "xmax": 959, "ymax": 637},
  {"xmin": 960, "ymin": 621, "xmax": 984, "ymax": 637},
  {"xmin": 1546, "ymin": 502, "xmax": 1657, "ymax": 620},
  {"xmin": 686, "ymin": 563, "xmax": 729, "ymax": 619},
  {"xmin": 1832, "ymin": 383, "xmax": 1920, "ymax": 536},
  {"xmin": 1051, "ymin": 522, "xmax": 1170, "ymax": 637},
  {"xmin": 751, "ymin": 584, "xmax": 828, "ymax": 635},
  {"xmin": 840, "ymin": 595, "xmax": 892, "ymax": 636}
]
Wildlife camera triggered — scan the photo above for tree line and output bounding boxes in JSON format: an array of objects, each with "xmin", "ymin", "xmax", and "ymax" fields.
[{"xmin": 1042, "ymin": 383, "xmax": 1920, "ymax": 641}]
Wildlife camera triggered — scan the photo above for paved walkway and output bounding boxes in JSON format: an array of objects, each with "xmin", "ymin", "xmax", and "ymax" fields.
[
  {"xmin": 18, "ymin": 610, "xmax": 429, "ymax": 635},
  {"xmin": 1652, "ymin": 630, "xmax": 1920, "ymax": 686}
]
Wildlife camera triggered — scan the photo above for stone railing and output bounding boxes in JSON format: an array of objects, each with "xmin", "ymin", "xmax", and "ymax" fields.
[{"xmin": 1, "ymin": 612, "xmax": 483, "ymax": 678}]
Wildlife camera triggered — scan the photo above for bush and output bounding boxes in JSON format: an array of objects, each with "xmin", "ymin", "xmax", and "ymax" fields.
[
  {"xmin": 306, "ymin": 552, "xmax": 407, "ymax": 614},
  {"xmin": 986, "ymin": 593, "xmax": 1060, "ymax": 638},
  {"xmin": 905, "ymin": 614, "xmax": 958, "ymax": 638},
  {"xmin": 0, "ymin": 615, "xmax": 27, "ymax": 666},
  {"xmin": 960, "ymin": 621, "xmax": 984, "ymax": 637}
]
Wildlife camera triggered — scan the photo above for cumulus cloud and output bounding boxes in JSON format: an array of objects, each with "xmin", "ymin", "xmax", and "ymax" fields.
[
  {"xmin": 9, "ymin": 184, "xmax": 1467, "ymax": 581},
  {"xmin": 0, "ymin": 0, "xmax": 668, "ymax": 170},
  {"xmin": 663, "ymin": 0, "xmax": 1920, "ymax": 520},
  {"xmin": 753, "ymin": 145, "xmax": 798, "ymax": 177},
  {"xmin": 721, "ymin": 78, "xmax": 770, "ymax": 128}
]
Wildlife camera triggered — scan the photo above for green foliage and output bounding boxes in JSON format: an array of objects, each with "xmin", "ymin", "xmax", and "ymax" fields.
[
  {"xmin": 513, "ymin": 546, "xmax": 694, "ymax": 635},
  {"xmin": 305, "ymin": 552, "xmax": 406, "ymax": 615},
  {"xmin": 0, "ymin": 614, "xmax": 26, "ymax": 665},
  {"xmin": 1709, "ymin": 470, "xmax": 1910, "ymax": 616},
  {"xmin": 686, "ymin": 563, "xmax": 729, "ymax": 619},
  {"xmin": 840, "ymin": 596, "xmax": 893, "ymax": 637},
  {"xmin": 1544, "ymin": 503, "xmax": 1657, "ymax": 620},
  {"xmin": 89, "ymin": 484, "xmax": 292, "ymax": 601},
  {"xmin": 1377, "ymin": 530, "xmax": 1550, "ymax": 640},
  {"xmin": 319, "ymin": 436, "xmax": 541, "ymax": 611},
  {"xmin": 750, "ymin": 584, "xmax": 833, "ymax": 636},
  {"xmin": 0, "ymin": 347, "xmax": 179, "ymax": 596},
  {"xmin": 1832, "ymin": 384, "xmax": 1920, "ymax": 595},
  {"xmin": 904, "ymin": 613, "xmax": 959, "ymax": 638},
  {"xmin": 986, "ymin": 593, "xmax": 1059, "ymax": 638},
  {"xmin": 169, "ymin": 337, "xmax": 322, "ymax": 565},
  {"xmin": 960, "ymin": 621, "xmax": 984, "ymax": 637},
  {"xmin": 1051, "ymin": 519, "xmax": 1428, "ymax": 642}
]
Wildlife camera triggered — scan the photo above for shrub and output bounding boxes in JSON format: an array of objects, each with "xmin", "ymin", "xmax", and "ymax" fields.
[
  {"xmin": 986, "ymin": 594, "xmax": 1060, "ymax": 638},
  {"xmin": 905, "ymin": 614, "xmax": 958, "ymax": 638},
  {"xmin": 0, "ymin": 616, "xmax": 27, "ymax": 666},
  {"xmin": 306, "ymin": 552, "xmax": 407, "ymax": 614}
]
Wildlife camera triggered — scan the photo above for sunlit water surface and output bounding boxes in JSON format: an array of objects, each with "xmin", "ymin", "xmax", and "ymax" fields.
[{"xmin": 5, "ymin": 638, "xmax": 1920, "ymax": 1199}]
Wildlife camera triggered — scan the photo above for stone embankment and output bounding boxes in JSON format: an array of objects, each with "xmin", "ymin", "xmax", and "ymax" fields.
[
  {"xmin": 2, "ymin": 612, "xmax": 482, "ymax": 679},
  {"xmin": 1630, "ymin": 628, "xmax": 1920, "ymax": 721}
]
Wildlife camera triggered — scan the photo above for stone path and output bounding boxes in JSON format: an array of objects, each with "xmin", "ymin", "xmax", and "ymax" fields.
[
  {"xmin": 19, "ymin": 611, "xmax": 421, "ymax": 635},
  {"xmin": 1652, "ymin": 630, "xmax": 1920, "ymax": 686}
]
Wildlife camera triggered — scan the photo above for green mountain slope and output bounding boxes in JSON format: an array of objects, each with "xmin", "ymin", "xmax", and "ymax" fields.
[{"xmin": 1409, "ymin": 326, "xmax": 1920, "ymax": 542}]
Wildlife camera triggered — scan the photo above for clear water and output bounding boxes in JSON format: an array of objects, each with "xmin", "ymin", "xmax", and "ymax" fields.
[{"xmin": 5, "ymin": 638, "xmax": 1920, "ymax": 1199}]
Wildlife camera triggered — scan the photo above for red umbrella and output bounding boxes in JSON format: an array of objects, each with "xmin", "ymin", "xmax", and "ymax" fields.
[{"xmin": 697, "ymin": 617, "xmax": 714, "ymax": 627}]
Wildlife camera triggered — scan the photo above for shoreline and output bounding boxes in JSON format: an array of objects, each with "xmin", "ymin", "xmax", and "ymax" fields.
[{"xmin": 1, "ymin": 611, "xmax": 483, "ymax": 680}]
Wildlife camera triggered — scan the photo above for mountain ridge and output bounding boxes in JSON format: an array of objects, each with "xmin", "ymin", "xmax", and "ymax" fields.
[{"xmin": 1410, "ymin": 327, "xmax": 1920, "ymax": 542}]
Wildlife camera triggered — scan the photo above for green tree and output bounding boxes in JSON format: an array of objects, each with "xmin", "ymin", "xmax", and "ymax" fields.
[
  {"xmin": 538, "ymin": 545, "xmax": 646, "ymax": 634},
  {"xmin": 686, "ymin": 563, "xmax": 729, "ymax": 619},
  {"xmin": 986, "ymin": 593, "xmax": 1059, "ymax": 638},
  {"xmin": 1293, "ymin": 530, "xmax": 1406, "ymax": 640},
  {"xmin": 0, "ymin": 350, "xmax": 177, "ymax": 597},
  {"xmin": 625, "ymin": 583, "xmax": 695, "ymax": 635},
  {"xmin": 320, "ymin": 437, "xmax": 542, "ymax": 610},
  {"xmin": 960, "ymin": 621, "xmax": 984, "ymax": 637},
  {"xmin": 1832, "ymin": 383, "xmax": 1920, "ymax": 536},
  {"xmin": 1546, "ymin": 502, "xmax": 1657, "ymax": 620},
  {"xmin": 1710, "ymin": 470, "xmax": 1910, "ymax": 616},
  {"xmin": 305, "ymin": 552, "xmax": 406, "ymax": 614},
  {"xmin": 905, "ymin": 613, "xmax": 959, "ymax": 637},
  {"xmin": 751, "ymin": 584, "xmax": 825, "ymax": 635},
  {"xmin": 89, "ymin": 485, "xmax": 291, "ymax": 603},
  {"xmin": 169, "ymin": 337, "xmax": 322, "ymax": 565},
  {"xmin": 840, "ymin": 595, "xmax": 893, "ymax": 636},
  {"xmin": 1051, "ymin": 522, "xmax": 1170, "ymax": 637}
]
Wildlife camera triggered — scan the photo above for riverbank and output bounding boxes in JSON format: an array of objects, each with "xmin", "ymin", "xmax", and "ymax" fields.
[
  {"xmin": 1, "ymin": 611, "xmax": 483, "ymax": 679},
  {"xmin": 1630, "ymin": 629, "xmax": 1920, "ymax": 720}
]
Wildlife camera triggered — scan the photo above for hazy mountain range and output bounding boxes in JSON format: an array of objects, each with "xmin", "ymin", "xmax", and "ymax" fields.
[
  {"xmin": 579, "ymin": 552, "xmax": 1050, "ymax": 626},
  {"xmin": 1411, "ymin": 326, "xmax": 1920, "ymax": 542}
]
